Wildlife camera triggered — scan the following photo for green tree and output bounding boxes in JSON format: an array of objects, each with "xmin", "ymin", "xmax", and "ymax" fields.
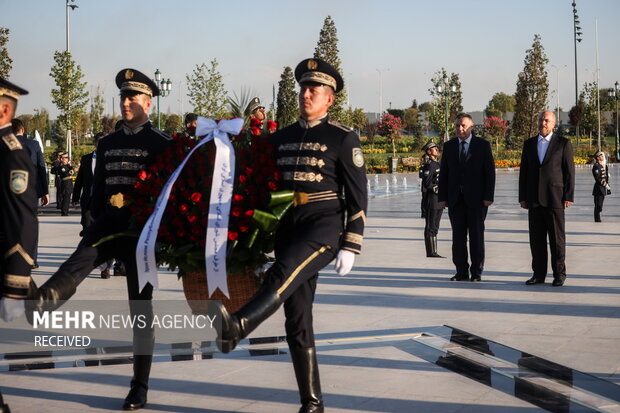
[
  {"xmin": 49, "ymin": 50, "xmax": 89, "ymax": 150},
  {"xmin": 485, "ymin": 92, "xmax": 516, "ymax": 119},
  {"xmin": 19, "ymin": 109, "xmax": 50, "ymax": 139},
  {"xmin": 276, "ymin": 66, "xmax": 298, "ymax": 129},
  {"xmin": 90, "ymin": 86, "xmax": 105, "ymax": 134},
  {"xmin": 186, "ymin": 58, "xmax": 228, "ymax": 119},
  {"xmin": 427, "ymin": 68, "xmax": 463, "ymax": 139},
  {"xmin": 0, "ymin": 28, "xmax": 12, "ymax": 78},
  {"xmin": 313, "ymin": 15, "xmax": 346, "ymax": 121},
  {"xmin": 350, "ymin": 108, "xmax": 367, "ymax": 134},
  {"xmin": 511, "ymin": 34, "xmax": 549, "ymax": 148},
  {"xmin": 418, "ymin": 101, "xmax": 433, "ymax": 113},
  {"xmin": 579, "ymin": 82, "xmax": 608, "ymax": 145},
  {"xmin": 403, "ymin": 107, "xmax": 423, "ymax": 139},
  {"xmin": 164, "ymin": 113, "xmax": 183, "ymax": 135}
]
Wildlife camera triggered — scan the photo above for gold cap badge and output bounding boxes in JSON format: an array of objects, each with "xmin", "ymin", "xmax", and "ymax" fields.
[
  {"xmin": 125, "ymin": 69, "xmax": 134, "ymax": 80},
  {"xmin": 307, "ymin": 60, "xmax": 318, "ymax": 70}
]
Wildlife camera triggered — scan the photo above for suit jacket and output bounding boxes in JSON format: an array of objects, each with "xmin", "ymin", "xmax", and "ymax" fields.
[
  {"xmin": 17, "ymin": 135, "xmax": 48, "ymax": 198},
  {"xmin": 72, "ymin": 152, "xmax": 94, "ymax": 208},
  {"xmin": 518, "ymin": 133, "xmax": 575, "ymax": 208},
  {"xmin": 438, "ymin": 135, "xmax": 496, "ymax": 208}
]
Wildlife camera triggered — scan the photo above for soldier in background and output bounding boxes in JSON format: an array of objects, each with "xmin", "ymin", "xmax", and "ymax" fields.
[
  {"xmin": 51, "ymin": 152, "xmax": 74, "ymax": 216},
  {"xmin": 0, "ymin": 77, "xmax": 37, "ymax": 413},
  {"xmin": 421, "ymin": 139, "xmax": 444, "ymax": 258},
  {"xmin": 592, "ymin": 150, "xmax": 610, "ymax": 222}
]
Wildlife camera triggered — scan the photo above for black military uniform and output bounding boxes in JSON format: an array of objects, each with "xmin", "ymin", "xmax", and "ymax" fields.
[
  {"xmin": 592, "ymin": 151, "xmax": 610, "ymax": 222},
  {"xmin": 1, "ymin": 78, "xmax": 36, "ymax": 413},
  {"xmin": 29, "ymin": 69, "xmax": 172, "ymax": 411},
  {"xmin": 421, "ymin": 139, "xmax": 444, "ymax": 257},
  {"xmin": 51, "ymin": 153, "xmax": 73, "ymax": 216},
  {"xmin": 217, "ymin": 58, "xmax": 367, "ymax": 413},
  {"xmin": 419, "ymin": 154, "xmax": 429, "ymax": 219}
]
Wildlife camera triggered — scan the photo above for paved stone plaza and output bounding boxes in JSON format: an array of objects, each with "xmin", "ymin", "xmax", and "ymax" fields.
[{"xmin": 1, "ymin": 167, "xmax": 619, "ymax": 412}]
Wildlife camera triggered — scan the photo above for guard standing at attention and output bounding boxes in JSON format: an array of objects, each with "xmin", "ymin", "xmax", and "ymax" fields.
[
  {"xmin": 0, "ymin": 77, "xmax": 37, "ymax": 413},
  {"xmin": 51, "ymin": 152, "xmax": 74, "ymax": 216},
  {"xmin": 421, "ymin": 139, "xmax": 444, "ymax": 258},
  {"xmin": 28, "ymin": 69, "xmax": 172, "ymax": 410},
  {"xmin": 216, "ymin": 58, "xmax": 368, "ymax": 413},
  {"xmin": 592, "ymin": 150, "xmax": 610, "ymax": 222}
]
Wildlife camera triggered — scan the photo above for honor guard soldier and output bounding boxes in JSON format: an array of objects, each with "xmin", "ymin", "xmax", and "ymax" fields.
[
  {"xmin": 592, "ymin": 151, "xmax": 610, "ymax": 222},
  {"xmin": 420, "ymin": 139, "xmax": 444, "ymax": 258},
  {"xmin": 51, "ymin": 152, "xmax": 74, "ymax": 216},
  {"xmin": 29, "ymin": 69, "xmax": 172, "ymax": 410},
  {"xmin": 244, "ymin": 96, "xmax": 266, "ymax": 122},
  {"xmin": 216, "ymin": 58, "xmax": 368, "ymax": 412},
  {"xmin": 0, "ymin": 78, "xmax": 37, "ymax": 413}
]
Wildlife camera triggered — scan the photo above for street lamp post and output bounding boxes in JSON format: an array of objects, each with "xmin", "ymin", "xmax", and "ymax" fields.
[
  {"xmin": 610, "ymin": 81, "xmax": 619, "ymax": 160},
  {"xmin": 551, "ymin": 64, "xmax": 566, "ymax": 126},
  {"xmin": 436, "ymin": 74, "xmax": 456, "ymax": 143},
  {"xmin": 376, "ymin": 69, "xmax": 382, "ymax": 116},
  {"xmin": 572, "ymin": 2, "xmax": 583, "ymax": 142},
  {"xmin": 153, "ymin": 69, "xmax": 172, "ymax": 130},
  {"xmin": 65, "ymin": 0, "xmax": 78, "ymax": 160}
]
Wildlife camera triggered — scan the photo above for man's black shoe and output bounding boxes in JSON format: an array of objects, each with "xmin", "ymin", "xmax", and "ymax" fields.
[
  {"xmin": 470, "ymin": 274, "xmax": 481, "ymax": 282},
  {"xmin": 525, "ymin": 277, "xmax": 544, "ymax": 285},
  {"xmin": 450, "ymin": 274, "xmax": 469, "ymax": 281},
  {"xmin": 552, "ymin": 278, "xmax": 565, "ymax": 287}
]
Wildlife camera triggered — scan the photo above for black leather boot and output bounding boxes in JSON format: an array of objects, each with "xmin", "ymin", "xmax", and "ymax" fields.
[
  {"xmin": 217, "ymin": 286, "xmax": 281, "ymax": 353},
  {"xmin": 122, "ymin": 354, "xmax": 152, "ymax": 410},
  {"xmin": 291, "ymin": 347, "xmax": 324, "ymax": 413},
  {"xmin": 430, "ymin": 236, "xmax": 444, "ymax": 258},
  {"xmin": 424, "ymin": 236, "xmax": 433, "ymax": 257},
  {"xmin": 25, "ymin": 275, "xmax": 77, "ymax": 325}
]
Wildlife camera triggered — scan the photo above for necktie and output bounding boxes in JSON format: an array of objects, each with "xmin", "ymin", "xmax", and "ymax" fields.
[{"xmin": 460, "ymin": 140, "xmax": 467, "ymax": 163}]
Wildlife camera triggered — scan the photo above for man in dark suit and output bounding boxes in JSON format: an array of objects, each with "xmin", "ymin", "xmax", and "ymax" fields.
[
  {"xmin": 72, "ymin": 132, "xmax": 104, "ymax": 234},
  {"xmin": 11, "ymin": 118, "xmax": 49, "ymax": 207},
  {"xmin": 519, "ymin": 110, "xmax": 574, "ymax": 287},
  {"xmin": 438, "ymin": 113, "xmax": 495, "ymax": 282}
]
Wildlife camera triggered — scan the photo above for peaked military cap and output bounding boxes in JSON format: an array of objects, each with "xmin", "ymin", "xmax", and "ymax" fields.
[
  {"xmin": 245, "ymin": 97, "xmax": 264, "ymax": 116},
  {"xmin": 0, "ymin": 77, "xmax": 29, "ymax": 101},
  {"xmin": 422, "ymin": 139, "xmax": 438, "ymax": 152},
  {"xmin": 115, "ymin": 68, "xmax": 159, "ymax": 97},
  {"xmin": 295, "ymin": 58, "xmax": 344, "ymax": 93},
  {"xmin": 593, "ymin": 150, "xmax": 604, "ymax": 158}
]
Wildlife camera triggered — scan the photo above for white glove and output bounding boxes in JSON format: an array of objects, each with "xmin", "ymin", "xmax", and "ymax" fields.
[
  {"xmin": 0, "ymin": 297, "xmax": 26, "ymax": 322},
  {"xmin": 334, "ymin": 250, "xmax": 356, "ymax": 276}
]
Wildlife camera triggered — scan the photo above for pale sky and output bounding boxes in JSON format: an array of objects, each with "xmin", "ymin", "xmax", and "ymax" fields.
[{"xmin": 3, "ymin": 0, "xmax": 620, "ymax": 119}]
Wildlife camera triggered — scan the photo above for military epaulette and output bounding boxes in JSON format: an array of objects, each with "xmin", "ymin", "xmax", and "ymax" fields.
[
  {"xmin": 327, "ymin": 120, "xmax": 353, "ymax": 132},
  {"xmin": 152, "ymin": 128, "xmax": 173, "ymax": 140},
  {"xmin": 2, "ymin": 133, "xmax": 23, "ymax": 151}
]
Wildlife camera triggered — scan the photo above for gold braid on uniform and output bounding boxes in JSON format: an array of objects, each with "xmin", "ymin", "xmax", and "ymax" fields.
[
  {"xmin": 277, "ymin": 246, "xmax": 331, "ymax": 296},
  {"xmin": 4, "ymin": 243, "xmax": 35, "ymax": 266},
  {"xmin": 348, "ymin": 210, "xmax": 367, "ymax": 225}
]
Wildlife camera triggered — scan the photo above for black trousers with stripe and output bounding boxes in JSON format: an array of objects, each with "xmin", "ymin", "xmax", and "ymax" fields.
[{"xmin": 262, "ymin": 238, "xmax": 337, "ymax": 350}]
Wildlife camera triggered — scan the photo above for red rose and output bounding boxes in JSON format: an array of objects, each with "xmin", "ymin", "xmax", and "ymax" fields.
[
  {"xmin": 233, "ymin": 194, "xmax": 244, "ymax": 204},
  {"xmin": 238, "ymin": 174, "xmax": 247, "ymax": 184},
  {"xmin": 267, "ymin": 120, "xmax": 277, "ymax": 131},
  {"xmin": 267, "ymin": 181, "xmax": 278, "ymax": 191},
  {"xmin": 250, "ymin": 118, "xmax": 262, "ymax": 127},
  {"xmin": 179, "ymin": 204, "xmax": 189, "ymax": 214},
  {"xmin": 231, "ymin": 206, "xmax": 243, "ymax": 217},
  {"xmin": 137, "ymin": 170, "xmax": 147, "ymax": 180},
  {"xmin": 244, "ymin": 209, "xmax": 254, "ymax": 217},
  {"xmin": 190, "ymin": 192, "xmax": 202, "ymax": 203},
  {"xmin": 244, "ymin": 166, "xmax": 254, "ymax": 176},
  {"xmin": 187, "ymin": 213, "xmax": 198, "ymax": 223},
  {"xmin": 228, "ymin": 231, "xmax": 239, "ymax": 241},
  {"xmin": 250, "ymin": 126, "xmax": 261, "ymax": 136}
]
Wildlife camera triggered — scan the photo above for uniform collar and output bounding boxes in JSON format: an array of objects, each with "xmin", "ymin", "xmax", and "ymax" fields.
[
  {"xmin": 299, "ymin": 115, "xmax": 328, "ymax": 129},
  {"xmin": 122, "ymin": 120, "xmax": 151, "ymax": 135}
]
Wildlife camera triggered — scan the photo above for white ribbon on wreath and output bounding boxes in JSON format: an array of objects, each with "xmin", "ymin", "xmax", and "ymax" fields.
[{"xmin": 136, "ymin": 117, "xmax": 243, "ymax": 297}]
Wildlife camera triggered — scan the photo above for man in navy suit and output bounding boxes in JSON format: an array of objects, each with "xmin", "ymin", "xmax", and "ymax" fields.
[
  {"xmin": 519, "ymin": 110, "xmax": 574, "ymax": 287},
  {"xmin": 438, "ymin": 113, "xmax": 495, "ymax": 282},
  {"xmin": 72, "ymin": 132, "xmax": 104, "ymax": 235}
]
